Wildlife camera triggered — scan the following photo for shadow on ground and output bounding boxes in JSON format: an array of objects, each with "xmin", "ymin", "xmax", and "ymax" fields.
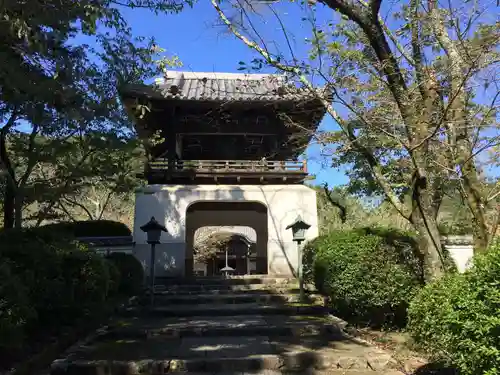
[
  {"xmin": 412, "ymin": 362, "xmax": 459, "ymax": 375},
  {"xmin": 54, "ymin": 278, "xmax": 424, "ymax": 374}
]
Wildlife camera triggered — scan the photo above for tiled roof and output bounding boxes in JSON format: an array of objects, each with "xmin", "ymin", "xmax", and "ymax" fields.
[{"xmin": 122, "ymin": 71, "xmax": 322, "ymax": 102}]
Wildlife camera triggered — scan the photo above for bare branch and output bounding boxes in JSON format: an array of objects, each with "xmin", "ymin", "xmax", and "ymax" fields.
[
  {"xmin": 322, "ymin": 183, "xmax": 347, "ymax": 223},
  {"xmin": 63, "ymin": 196, "xmax": 94, "ymax": 221},
  {"xmin": 97, "ymin": 190, "xmax": 114, "ymax": 220}
]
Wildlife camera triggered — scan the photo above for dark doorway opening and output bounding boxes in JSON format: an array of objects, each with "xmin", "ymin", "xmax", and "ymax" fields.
[
  {"xmin": 185, "ymin": 201, "xmax": 268, "ymax": 276},
  {"xmin": 194, "ymin": 232, "xmax": 256, "ymax": 276}
]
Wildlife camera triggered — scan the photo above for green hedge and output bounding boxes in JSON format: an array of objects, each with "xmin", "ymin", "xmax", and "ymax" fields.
[
  {"xmin": 305, "ymin": 227, "xmax": 423, "ymax": 327},
  {"xmin": 106, "ymin": 260, "xmax": 122, "ymax": 296},
  {"xmin": 58, "ymin": 251, "xmax": 113, "ymax": 321},
  {"xmin": 0, "ymin": 227, "xmax": 80, "ymax": 328},
  {"xmin": 0, "ymin": 225, "xmax": 140, "ymax": 368},
  {"xmin": 408, "ymin": 243, "xmax": 500, "ymax": 375},
  {"xmin": 41, "ymin": 220, "xmax": 132, "ymax": 237},
  {"xmin": 106, "ymin": 252, "xmax": 144, "ymax": 295},
  {"xmin": 0, "ymin": 262, "xmax": 36, "ymax": 351}
]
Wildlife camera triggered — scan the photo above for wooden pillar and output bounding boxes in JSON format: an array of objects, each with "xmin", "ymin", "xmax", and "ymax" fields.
[
  {"xmin": 235, "ymin": 257, "xmax": 246, "ymax": 275},
  {"xmin": 184, "ymin": 226, "xmax": 194, "ymax": 277},
  {"xmin": 255, "ymin": 235, "xmax": 268, "ymax": 274},
  {"xmin": 166, "ymin": 107, "xmax": 177, "ymax": 173}
]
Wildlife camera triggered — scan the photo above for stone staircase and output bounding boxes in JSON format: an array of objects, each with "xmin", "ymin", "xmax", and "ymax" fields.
[{"xmin": 50, "ymin": 276, "xmax": 404, "ymax": 375}]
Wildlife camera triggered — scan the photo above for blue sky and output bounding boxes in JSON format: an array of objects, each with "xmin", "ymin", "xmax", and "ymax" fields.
[
  {"xmin": 117, "ymin": 1, "xmax": 349, "ymax": 187},
  {"xmin": 86, "ymin": 0, "xmax": 497, "ymax": 188}
]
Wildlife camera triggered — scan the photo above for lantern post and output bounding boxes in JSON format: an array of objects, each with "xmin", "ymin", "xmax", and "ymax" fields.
[
  {"xmin": 140, "ymin": 216, "xmax": 167, "ymax": 306},
  {"xmin": 286, "ymin": 216, "xmax": 311, "ymax": 302}
]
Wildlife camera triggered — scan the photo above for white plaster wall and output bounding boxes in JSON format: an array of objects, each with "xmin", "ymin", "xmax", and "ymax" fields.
[
  {"xmin": 444, "ymin": 244, "xmax": 474, "ymax": 273},
  {"xmin": 133, "ymin": 184, "xmax": 318, "ymax": 277}
]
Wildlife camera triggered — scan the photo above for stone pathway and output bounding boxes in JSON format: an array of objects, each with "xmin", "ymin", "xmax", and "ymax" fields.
[{"xmin": 50, "ymin": 276, "xmax": 405, "ymax": 374}]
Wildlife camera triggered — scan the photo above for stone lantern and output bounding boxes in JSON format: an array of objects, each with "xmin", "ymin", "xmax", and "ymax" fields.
[
  {"xmin": 140, "ymin": 216, "xmax": 167, "ymax": 305},
  {"xmin": 286, "ymin": 216, "xmax": 311, "ymax": 301}
]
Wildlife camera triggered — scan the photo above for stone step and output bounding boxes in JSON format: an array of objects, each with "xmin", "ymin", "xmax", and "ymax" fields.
[
  {"xmin": 103, "ymin": 315, "xmax": 343, "ymax": 340},
  {"xmin": 152, "ymin": 282, "xmax": 301, "ymax": 293},
  {"xmin": 155, "ymin": 275, "xmax": 297, "ymax": 286},
  {"xmin": 151, "ymin": 286, "xmax": 306, "ymax": 296},
  {"xmin": 140, "ymin": 292, "xmax": 324, "ymax": 306},
  {"xmin": 122, "ymin": 302, "xmax": 328, "ymax": 318},
  {"xmin": 51, "ymin": 356, "xmax": 401, "ymax": 374},
  {"xmin": 148, "ymin": 372, "xmax": 403, "ymax": 375},
  {"xmin": 51, "ymin": 335, "xmax": 397, "ymax": 374}
]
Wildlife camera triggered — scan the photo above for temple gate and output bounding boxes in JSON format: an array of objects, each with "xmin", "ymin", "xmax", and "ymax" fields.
[{"xmin": 120, "ymin": 71, "xmax": 326, "ymax": 277}]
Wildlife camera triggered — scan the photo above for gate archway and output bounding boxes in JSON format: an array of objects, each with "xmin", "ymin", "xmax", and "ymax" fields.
[{"xmin": 185, "ymin": 201, "xmax": 268, "ymax": 276}]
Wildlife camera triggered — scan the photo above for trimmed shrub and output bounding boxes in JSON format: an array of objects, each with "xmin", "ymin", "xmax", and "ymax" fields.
[
  {"xmin": 0, "ymin": 262, "xmax": 35, "ymax": 351},
  {"xmin": 0, "ymin": 224, "xmax": 132, "ymax": 368},
  {"xmin": 106, "ymin": 253, "xmax": 144, "ymax": 295},
  {"xmin": 41, "ymin": 220, "xmax": 132, "ymax": 237},
  {"xmin": 408, "ymin": 243, "xmax": 500, "ymax": 375},
  {"xmin": 0, "ymin": 227, "xmax": 75, "ymax": 327},
  {"xmin": 307, "ymin": 228, "xmax": 423, "ymax": 327},
  {"xmin": 106, "ymin": 260, "xmax": 122, "ymax": 296},
  {"xmin": 59, "ymin": 251, "xmax": 112, "ymax": 321},
  {"xmin": 0, "ymin": 226, "xmax": 116, "ymax": 327}
]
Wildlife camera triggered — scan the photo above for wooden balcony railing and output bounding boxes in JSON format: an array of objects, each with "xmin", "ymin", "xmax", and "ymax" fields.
[{"xmin": 148, "ymin": 159, "xmax": 307, "ymax": 174}]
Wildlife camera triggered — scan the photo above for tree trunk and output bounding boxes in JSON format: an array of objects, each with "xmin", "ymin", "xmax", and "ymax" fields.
[
  {"xmin": 3, "ymin": 176, "xmax": 15, "ymax": 229},
  {"xmin": 411, "ymin": 177, "xmax": 446, "ymax": 281},
  {"xmin": 1, "ymin": 114, "xmax": 17, "ymax": 229},
  {"xmin": 14, "ymin": 190, "xmax": 23, "ymax": 229},
  {"xmin": 427, "ymin": 1, "xmax": 490, "ymax": 252},
  {"xmin": 462, "ymin": 174, "xmax": 489, "ymax": 251},
  {"xmin": 411, "ymin": 208, "xmax": 445, "ymax": 282}
]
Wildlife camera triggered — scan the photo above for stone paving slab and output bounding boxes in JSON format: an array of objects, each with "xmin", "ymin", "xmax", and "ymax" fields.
[
  {"xmin": 144, "ymin": 292, "xmax": 324, "ymax": 305},
  {"xmin": 163, "ymin": 372, "xmax": 403, "ymax": 375},
  {"xmin": 100, "ymin": 316, "xmax": 344, "ymax": 340},
  {"xmin": 152, "ymin": 287, "xmax": 305, "ymax": 296},
  {"xmin": 123, "ymin": 302, "xmax": 328, "ymax": 318},
  {"xmin": 154, "ymin": 276, "xmax": 299, "ymax": 286},
  {"xmin": 52, "ymin": 352, "xmax": 398, "ymax": 374},
  {"xmin": 67, "ymin": 336, "xmax": 278, "ymax": 361},
  {"xmin": 161, "ymin": 372, "xmax": 404, "ymax": 375},
  {"xmin": 109, "ymin": 315, "xmax": 268, "ymax": 331},
  {"xmin": 109, "ymin": 314, "xmax": 338, "ymax": 331},
  {"xmin": 63, "ymin": 331, "xmax": 393, "ymax": 368},
  {"xmin": 152, "ymin": 284, "xmax": 301, "ymax": 293}
]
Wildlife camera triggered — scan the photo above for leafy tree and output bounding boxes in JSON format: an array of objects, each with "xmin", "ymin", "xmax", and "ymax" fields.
[
  {"xmin": 13, "ymin": 133, "xmax": 145, "ymax": 226},
  {"xmin": 194, "ymin": 231, "xmax": 234, "ymax": 264},
  {"xmin": 0, "ymin": 0, "xmax": 188, "ymax": 228},
  {"xmin": 212, "ymin": 0, "xmax": 499, "ymax": 280}
]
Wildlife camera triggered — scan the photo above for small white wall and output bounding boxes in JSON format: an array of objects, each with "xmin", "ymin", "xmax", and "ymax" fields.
[
  {"xmin": 445, "ymin": 244, "xmax": 474, "ymax": 272},
  {"xmin": 442, "ymin": 235, "xmax": 474, "ymax": 273},
  {"xmin": 133, "ymin": 184, "xmax": 318, "ymax": 277}
]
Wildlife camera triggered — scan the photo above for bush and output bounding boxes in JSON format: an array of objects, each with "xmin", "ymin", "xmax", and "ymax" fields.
[
  {"xmin": 0, "ymin": 224, "xmax": 135, "ymax": 368},
  {"xmin": 0, "ymin": 226, "xmax": 117, "ymax": 328},
  {"xmin": 0, "ymin": 262, "xmax": 35, "ymax": 351},
  {"xmin": 106, "ymin": 253, "xmax": 144, "ymax": 295},
  {"xmin": 106, "ymin": 261, "xmax": 121, "ymax": 296},
  {"xmin": 41, "ymin": 220, "xmax": 132, "ymax": 237},
  {"xmin": 306, "ymin": 228, "xmax": 423, "ymax": 327},
  {"xmin": 0, "ymin": 227, "xmax": 76, "ymax": 327},
  {"xmin": 408, "ymin": 243, "xmax": 500, "ymax": 375},
  {"xmin": 59, "ymin": 251, "xmax": 112, "ymax": 321}
]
